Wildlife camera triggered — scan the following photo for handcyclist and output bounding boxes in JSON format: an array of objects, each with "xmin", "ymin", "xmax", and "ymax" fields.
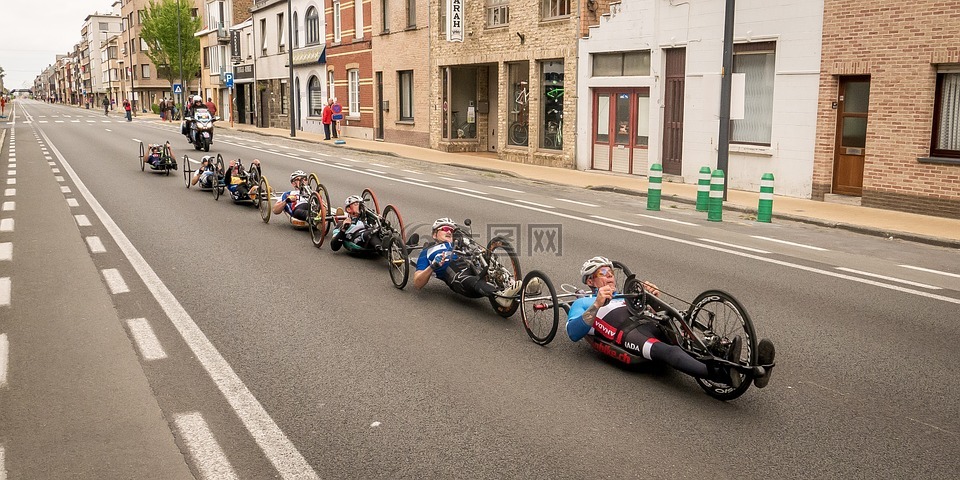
[
  {"xmin": 223, "ymin": 158, "xmax": 260, "ymax": 201},
  {"xmin": 566, "ymin": 256, "xmax": 776, "ymax": 389},
  {"xmin": 331, "ymin": 194, "xmax": 379, "ymax": 252},
  {"xmin": 143, "ymin": 142, "xmax": 172, "ymax": 168},
  {"xmin": 190, "ymin": 156, "xmax": 216, "ymax": 187},
  {"xmin": 272, "ymin": 170, "xmax": 310, "ymax": 221},
  {"xmin": 413, "ymin": 217, "xmax": 521, "ymax": 307}
]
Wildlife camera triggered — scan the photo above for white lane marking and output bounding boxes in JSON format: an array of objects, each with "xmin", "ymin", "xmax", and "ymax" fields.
[
  {"xmin": 315, "ymin": 152, "xmax": 331, "ymax": 157},
  {"xmin": 899, "ymin": 265, "xmax": 960, "ymax": 279},
  {"xmin": 341, "ymin": 157, "xmax": 361, "ymax": 162},
  {"xmin": 101, "ymin": 268, "xmax": 129, "ymax": 294},
  {"xmin": 0, "ymin": 334, "xmax": 8, "ymax": 387},
  {"xmin": 1, "ymin": 202, "xmax": 11, "ymax": 211},
  {"xmin": 5, "ymin": 171, "xmax": 12, "ymax": 176},
  {"xmin": 637, "ymin": 214, "xmax": 698, "ymax": 226},
  {"xmin": 55, "ymin": 176, "xmax": 64, "ymax": 182},
  {"xmin": 404, "ymin": 177, "xmax": 428, "ymax": 183},
  {"xmin": 0, "ymin": 219, "xmax": 12, "ymax": 232},
  {"xmin": 750, "ymin": 235, "xmax": 828, "ymax": 251},
  {"xmin": 85, "ymin": 236, "xmax": 106, "ymax": 253},
  {"xmin": 4, "ymin": 180, "xmax": 12, "ymax": 185},
  {"xmin": 836, "ymin": 267, "xmax": 943, "ymax": 290},
  {"xmin": 86, "ymin": 120, "xmax": 95, "ymax": 123},
  {"xmin": 41, "ymin": 129, "xmax": 320, "ymax": 480},
  {"xmin": 556, "ymin": 198, "xmax": 598, "ymax": 207},
  {"xmin": 55, "ymin": 120, "xmax": 64, "ymax": 123},
  {"xmin": 48, "ymin": 162, "xmax": 56, "ymax": 166},
  {"xmin": 0, "ymin": 243, "xmax": 10, "ymax": 261},
  {"xmin": 52, "ymin": 168, "xmax": 60, "ymax": 173},
  {"xmin": 440, "ymin": 176, "xmax": 467, "ymax": 183},
  {"xmin": 370, "ymin": 163, "xmax": 390, "ymax": 168},
  {"xmin": 366, "ymin": 169, "xmax": 386, "ymax": 174},
  {"xmin": 71, "ymin": 120, "xmax": 79, "ymax": 123},
  {"xmin": 67, "ymin": 198, "xmax": 79, "ymax": 207},
  {"xmin": 174, "ymin": 412, "xmax": 239, "ymax": 480},
  {"xmin": 335, "ymin": 162, "xmax": 351, "ymax": 167},
  {"xmin": 454, "ymin": 187, "xmax": 486, "ymax": 195},
  {"xmin": 296, "ymin": 148, "xmax": 310, "ymax": 153},
  {"xmin": 491, "ymin": 185, "xmax": 525, "ymax": 193},
  {"xmin": 105, "ymin": 129, "xmax": 112, "ymax": 132},
  {"xmin": 61, "ymin": 186, "xmax": 71, "ymax": 193},
  {"xmin": 516, "ymin": 199, "xmax": 555, "ymax": 209},
  {"xmin": 132, "ymin": 138, "xmax": 141, "ymax": 143},
  {"xmin": 699, "ymin": 238, "xmax": 771, "ymax": 254},
  {"xmin": 402, "ymin": 169, "xmax": 420, "ymax": 174},
  {"xmin": 75, "ymin": 215, "xmax": 92, "ymax": 227},
  {"xmin": 44, "ymin": 156, "xmax": 52, "ymax": 160},
  {"xmin": 0, "ymin": 278, "xmax": 9, "ymax": 307},
  {"xmin": 101, "ymin": 120, "xmax": 110, "ymax": 123},
  {"xmin": 126, "ymin": 318, "xmax": 167, "ymax": 361},
  {"xmin": 590, "ymin": 214, "xmax": 640, "ymax": 227}
]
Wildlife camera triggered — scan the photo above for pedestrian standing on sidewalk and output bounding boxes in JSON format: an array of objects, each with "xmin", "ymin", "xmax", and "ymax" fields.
[
  {"xmin": 159, "ymin": 98, "xmax": 167, "ymax": 121},
  {"xmin": 123, "ymin": 99, "xmax": 132, "ymax": 121},
  {"xmin": 102, "ymin": 96, "xmax": 110, "ymax": 116},
  {"xmin": 167, "ymin": 98, "xmax": 175, "ymax": 122},
  {"xmin": 322, "ymin": 99, "xmax": 334, "ymax": 140},
  {"xmin": 205, "ymin": 97, "xmax": 218, "ymax": 116}
]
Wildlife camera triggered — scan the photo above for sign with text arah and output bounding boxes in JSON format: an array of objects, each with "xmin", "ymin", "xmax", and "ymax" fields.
[{"xmin": 447, "ymin": 0, "xmax": 464, "ymax": 42}]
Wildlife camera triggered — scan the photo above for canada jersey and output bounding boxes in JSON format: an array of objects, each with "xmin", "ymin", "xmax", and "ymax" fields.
[{"xmin": 566, "ymin": 295, "xmax": 629, "ymax": 342}]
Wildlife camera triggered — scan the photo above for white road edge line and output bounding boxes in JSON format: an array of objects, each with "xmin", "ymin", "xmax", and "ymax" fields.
[
  {"xmin": 0, "ymin": 277, "xmax": 9, "ymax": 307},
  {"xmin": 174, "ymin": 412, "xmax": 239, "ymax": 480},
  {"xmin": 899, "ymin": 264, "xmax": 960, "ymax": 279},
  {"xmin": 555, "ymin": 198, "xmax": 598, "ymax": 207},
  {"xmin": 637, "ymin": 213, "xmax": 698, "ymax": 226},
  {"xmin": 750, "ymin": 235, "xmax": 829, "ymax": 251},
  {"xmin": 126, "ymin": 318, "xmax": 168, "ymax": 361},
  {"xmin": 835, "ymin": 267, "xmax": 942, "ymax": 290},
  {"xmin": 101, "ymin": 268, "xmax": 129, "ymax": 294},
  {"xmin": 39, "ymin": 128, "xmax": 320, "ymax": 479},
  {"xmin": 0, "ymin": 334, "xmax": 7, "ymax": 388},
  {"xmin": 698, "ymin": 238, "xmax": 770, "ymax": 254},
  {"xmin": 590, "ymin": 215, "xmax": 639, "ymax": 227},
  {"xmin": 85, "ymin": 236, "xmax": 106, "ymax": 254},
  {"xmin": 490, "ymin": 185, "xmax": 525, "ymax": 193}
]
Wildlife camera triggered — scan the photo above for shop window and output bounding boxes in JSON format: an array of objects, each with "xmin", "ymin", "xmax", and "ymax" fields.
[
  {"xmin": 507, "ymin": 62, "xmax": 529, "ymax": 146},
  {"xmin": 540, "ymin": 60, "xmax": 564, "ymax": 150},
  {"xmin": 731, "ymin": 42, "xmax": 776, "ymax": 145}
]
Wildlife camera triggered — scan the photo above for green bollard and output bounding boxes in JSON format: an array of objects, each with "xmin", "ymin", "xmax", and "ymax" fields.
[
  {"xmin": 757, "ymin": 173, "xmax": 774, "ymax": 223},
  {"xmin": 646, "ymin": 163, "xmax": 662, "ymax": 211},
  {"xmin": 707, "ymin": 169, "xmax": 724, "ymax": 222},
  {"xmin": 696, "ymin": 166, "xmax": 711, "ymax": 212}
]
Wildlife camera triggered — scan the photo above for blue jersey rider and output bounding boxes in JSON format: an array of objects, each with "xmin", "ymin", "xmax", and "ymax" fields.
[{"xmin": 272, "ymin": 170, "xmax": 311, "ymax": 221}]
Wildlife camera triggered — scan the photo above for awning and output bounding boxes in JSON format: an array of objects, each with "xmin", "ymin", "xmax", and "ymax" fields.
[{"xmin": 292, "ymin": 45, "xmax": 326, "ymax": 66}]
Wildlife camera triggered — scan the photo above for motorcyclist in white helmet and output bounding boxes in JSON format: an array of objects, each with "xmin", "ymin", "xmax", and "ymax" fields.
[{"xmin": 331, "ymin": 194, "xmax": 379, "ymax": 252}]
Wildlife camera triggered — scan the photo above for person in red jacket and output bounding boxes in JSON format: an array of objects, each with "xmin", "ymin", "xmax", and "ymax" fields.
[
  {"xmin": 321, "ymin": 98, "xmax": 337, "ymax": 140},
  {"xmin": 205, "ymin": 97, "xmax": 218, "ymax": 116}
]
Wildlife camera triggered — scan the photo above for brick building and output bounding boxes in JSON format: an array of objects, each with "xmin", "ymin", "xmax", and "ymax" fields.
[
  {"xmin": 815, "ymin": 0, "xmax": 960, "ymax": 218},
  {"xmin": 325, "ymin": 0, "xmax": 374, "ymax": 139},
  {"xmin": 119, "ymin": 0, "xmax": 177, "ymax": 113}
]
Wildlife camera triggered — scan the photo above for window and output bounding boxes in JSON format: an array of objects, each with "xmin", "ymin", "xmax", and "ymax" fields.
[
  {"xmin": 592, "ymin": 51, "xmax": 650, "ymax": 76},
  {"xmin": 407, "ymin": 0, "xmax": 416, "ymax": 28},
  {"xmin": 541, "ymin": 0, "xmax": 569, "ymax": 19},
  {"xmin": 130, "ymin": 39, "xmax": 137, "ymax": 54},
  {"xmin": 140, "ymin": 38, "xmax": 149, "ymax": 51},
  {"xmin": 355, "ymin": 0, "xmax": 364, "ymax": 39},
  {"xmin": 932, "ymin": 72, "xmax": 960, "ymax": 158},
  {"xmin": 309, "ymin": 76, "xmax": 324, "ymax": 116},
  {"xmin": 731, "ymin": 42, "xmax": 776, "ymax": 145},
  {"xmin": 306, "ymin": 7, "xmax": 320, "ymax": 45},
  {"xmin": 141, "ymin": 64, "xmax": 150, "ymax": 78},
  {"xmin": 540, "ymin": 60, "xmax": 564, "ymax": 150},
  {"xmin": 333, "ymin": 0, "xmax": 342, "ymax": 43},
  {"xmin": 399, "ymin": 70, "xmax": 413, "ymax": 120},
  {"xmin": 246, "ymin": 32, "xmax": 253, "ymax": 58},
  {"xmin": 207, "ymin": 1, "xmax": 224, "ymax": 29},
  {"xmin": 203, "ymin": 47, "xmax": 209, "ymax": 68},
  {"xmin": 280, "ymin": 80, "xmax": 288, "ymax": 114},
  {"xmin": 138, "ymin": 10, "xmax": 145, "ymax": 24},
  {"xmin": 439, "ymin": 0, "xmax": 446, "ymax": 37},
  {"xmin": 293, "ymin": 12, "xmax": 299, "ymax": 48},
  {"xmin": 328, "ymin": 71, "xmax": 336, "ymax": 100},
  {"xmin": 636, "ymin": 94, "xmax": 650, "ymax": 146},
  {"xmin": 99, "ymin": 22, "xmax": 109, "ymax": 31},
  {"xmin": 348, "ymin": 69, "xmax": 360, "ymax": 116},
  {"xmin": 507, "ymin": 62, "xmax": 529, "ymax": 146},
  {"xmin": 278, "ymin": 13, "xmax": 286, "ymax": 53},
  {"xmin": 381, "ymin": 0, "xmax": 389, "ymax": 32},
  {"xmin": 486, "ymin": 0, "xmax": 509, "ymax": 27},
  {"xmin": 260, "ymin": 18, "xmax": 267, "ymax": 55}
]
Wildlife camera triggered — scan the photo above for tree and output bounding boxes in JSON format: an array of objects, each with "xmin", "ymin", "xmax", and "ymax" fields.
[{"xmin": 140, "ymin": 0, "xmax": 201, "ymax": 94}]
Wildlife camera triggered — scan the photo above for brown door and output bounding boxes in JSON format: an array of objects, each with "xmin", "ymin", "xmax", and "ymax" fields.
[
  {"xmin": 832, "ymin": 77, "xmax": 870, "ymax": 196},
  {"xmin": 592, "ymin": 89, "xmax": 648, "ymax": 173},
  {"xmin": 661, "ymin": 48, "xmax": 685, "ymax": 175}
]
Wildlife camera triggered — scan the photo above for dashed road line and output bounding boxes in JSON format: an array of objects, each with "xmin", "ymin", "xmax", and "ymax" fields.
[
  {"xmin": 699, "ymin": 238, "xmax": 770, "ymax": 254},
  {"xmin": 366, "ymin": 169, "xmax": 386, "ymax": 174},
  {"xmin": 636, "ymin": 213, "xmax": 698, "ymax": 226},
  {"xmin": 55, "ymin": 176, "xmax": 64, "ymax": 182},
  {"xmin": 516, "ymin": 199, "xmax": 555, "ymax": 209},
  {"xmin": 404, "ymin": 177, "xmax": 428, "ymax": 183},
  {"xmin": 370, "ymin": 163, "xmax": 390, "ymax": 168},
  {"xmin": 590, "ymin": 214, "xmax": 639, "ymax": 227},
  {"xmin": 3, "ymin": 180, "xmax": 12, "ymax": 185},
  {"xmin": 1, "ymin": 202, "xmax": 11, "ymax": 211},
  {"xmin": 836, "ymin": 267, "xmax": 942, "ymax": 290},
  {"xmin": 85, "ymin": 236, "xmax": 106, "ymax": 253},
  {"xmin": 174, "ymin": 412, "xmax": 239, "ymax": 480},
  {"xmin": 0, "ymin": 334, "xmax": 8, "ymax": 387},
  {"xmin": 751, "ymin": 235, "xmax": 828, "ymax": 251},
  {"xmin": 66, "ymin": 198, "xmax": 79, "ymax": 207},
  {"xmin": 0, "ymin": 243, "xmax": 10, "ymax": 261},
  {"xmin": 402, "ymin": 169, "xmax": 420, "ymax": 174},
  {"xmin": 490, "ymin": 185, "xmax": 525, "ymax": 194},
  {"xmin": 0, "ymin": 277, "xmax": 9, "ymax": 307},
  {"xmin": 60, "ymin": 186, "xmax": 71, "ymax": 193},
  {"xmin": 335, "ymin": 162, "xmax": 351, "ymax": 167},
  {"xmin": 454, "ymin": 187, "xmax": 486, "ymax": 195},
  {"xmin": 0, "ymin": 219, "xmax": 12, "ymax": 232},
  {"xmin": 556, "ymin": 198, "xmax": 598, "ymax": 207},
  {"xmin": 440, "ymin": 176, "xmax": 467, "ymax": 183},
  {"xmin": 52, "ymin": 168, "xmax": 60, "ymax": 173},
  {"xmin": 899, "ymin": 265, "xmax": 960, "ymax": 279},
  {"xmin": 126, "ymin": 318, "xmax": 167, "ymax": 361},
  {"xmin": 101, "ymin": 268, "xmax": 130, "ymax": 294},
  {"xmin": 75, "ymin": 215, "xmax": 93, "ymax": 227}
]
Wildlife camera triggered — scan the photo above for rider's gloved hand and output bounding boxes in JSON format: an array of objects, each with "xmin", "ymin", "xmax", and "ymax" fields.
[{"xmin": 430, "ymin": 254, "xmax": 446, "ymax": 270}]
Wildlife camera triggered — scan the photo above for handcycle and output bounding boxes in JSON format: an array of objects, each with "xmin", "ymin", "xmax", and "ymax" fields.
[
  {"xmin": 256, "ymin": 172, "xmax": 327, "ymax": 228},
  {"xmin": 182, "ymin": 154, "xmax": 221, "ymax": 191},
  {"xmin": 212, "ymin": 157, "xmax": 262, "ymax": 203},
  {"xmin": 517, "ymin": 262, "xmax": 774, "ymax": 401},
  {"xmin": 392, "ymin": 219, "xmax": 521, "ymax": 316},
  {"xmin": 139, "ymin": 141, "xmax": 177, "ymax": 175}
]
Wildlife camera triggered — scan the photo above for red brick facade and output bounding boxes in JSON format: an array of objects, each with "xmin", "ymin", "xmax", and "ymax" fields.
[
  {"xmin": 326, "ymin": 0, "xmax": 373, "ymax": 135},
  {"xmin": 815, "ymin": 1, "xmax": 960, "ymax": 219}
]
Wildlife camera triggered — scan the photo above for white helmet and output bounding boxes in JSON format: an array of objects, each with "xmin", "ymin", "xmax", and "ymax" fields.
[
  {"xmin": 344, "ymin": 194, "xmax": 363, "ymax": 207},
  {"xmin": 201, "ymin": 155, "xmax": 214, "ymax": 163},
  {"xmin": 432, "ymin": 217, "xmax": 457, "ymax": 231},
  {"xmin": 290, "ymin": 170, "xmax": 307, "ymax": 181},
  {"xmin": 193, "ymin": 95, "xmax": 203, "ymax": 103},
  {"xmin": 580, "ymin": 256, "xmax": 613, "ymax": 283}
]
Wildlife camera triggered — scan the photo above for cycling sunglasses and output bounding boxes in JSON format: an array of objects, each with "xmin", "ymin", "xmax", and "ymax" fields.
[
  {"xmin": 593, "ymin": 267, "xmax": 614, "ymax": 278},
  {"xmin": 436, "ymin": 226, "xmax": 455, "ymax": 233}
]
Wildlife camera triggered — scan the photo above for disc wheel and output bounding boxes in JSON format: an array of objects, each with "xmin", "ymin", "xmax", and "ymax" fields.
[
  {"xmin": 387, "ymin": 234, "xmax": 409, "ymax": 289},
  {"xmin": 380, "ymin": 204, "xmax": 405, "ymax": 242},
  {"xmin": 308, "ymin": 192, "xmax": 329, "ymax": 248},
  {"xmin": 139, "ymin": 141, "xmax": 145, "ymax": 171},
  {"xmin": 361, "ymin": 188, "xmax": 380, "ymax": 215},
  {"xmin": 520, "ymin": 270, "xmax": 560, "ymax": 345},
  {"xmin": 258, "ymin": 176, "xmax": 272, "ymax": 223},
  {"xmin": 485, "ymin": 236, "xmax": 521, "ymax": 318},
  {"xmin": 685, "ymin": 290, "xmax": 758, "ymax": 401},
  {"xmin": 183, "ymin": 155, "xmax": 192, "ymax": 188}
]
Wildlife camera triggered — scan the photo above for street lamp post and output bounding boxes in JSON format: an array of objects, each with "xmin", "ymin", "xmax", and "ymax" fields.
[
  {"xmin": 287, "ymin": 0, "xmax": 295, "ymax": 138},
  {"xmin": 717, "ymin": 0, "xmax": 735, "ymax": 200},
  {"xmin": 177, "ymin": 0, "xmax": 184, "ymax": 108}
]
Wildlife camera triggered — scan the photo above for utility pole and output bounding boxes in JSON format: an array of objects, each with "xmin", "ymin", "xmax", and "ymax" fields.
[
  {"xmin": 177, "ymin": 0, "xmax": 184, "ymax": 109},
  {"xmin": 717, "ymin": 0, "xmax": 735, "ymax": 200},
  {"xmin": 126, "ymin": 17, "xmax": 137, "ymax": 116},
  {"xmin": 287, "ymin": 0, "xmax": 296, "ymax": 137}
]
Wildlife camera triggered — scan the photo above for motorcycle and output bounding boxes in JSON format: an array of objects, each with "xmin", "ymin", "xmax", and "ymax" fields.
[{"xmin": 183, "ymin": 107, "xmax": 218, "ymax": 152}]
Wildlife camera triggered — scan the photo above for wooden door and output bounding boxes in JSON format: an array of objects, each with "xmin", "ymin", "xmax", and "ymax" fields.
[
  {"xmin": 661, "ymin": 48, "xmax": 685, "ymax": 175},
  {"xmin": 832, "ymin": 77, "xmax": 870, "ymax": 196}
]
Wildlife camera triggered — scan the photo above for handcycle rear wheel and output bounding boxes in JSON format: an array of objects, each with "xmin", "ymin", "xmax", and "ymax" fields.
[
  {"xmin": 361, "ymin": 188, "xmax": 380, "ymax": 215},
  {"xmin": 380, "ymin": 204, "xmax": 405, "ymax": 241},
  {"xmin": 485, "ymin": 236, "xmax": 521, "ymax": 318},
  {"xmin": 139, "ymin": 141, "xmax": 145, "ymax": 171},
  {"xmin": 308, "ymin": 192, "xmax": 329, "ymax": 248},
  {"xmin": 519, "ymin": 270, "xmax": 559, "ymax": 345},
  {"xmin": 213, "ymin": 176, "xmax": 221, "ymax": 200},
  {"xmin": 387, "ymin": 234, "xmax": 409, "ymax": 289},
  {"xmin": 258, "ymin": 176, "xmax": 272, "ymax": 223},
  {"xmin": 685, "ymin": 290, "xmax": 757, "ymax": 401},
  {"xmin": 182, "ymin": 155, "xmax": 192, "ymax": 188}
]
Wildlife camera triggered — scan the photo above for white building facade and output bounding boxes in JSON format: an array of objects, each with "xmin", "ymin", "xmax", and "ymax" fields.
[
  {"xmin": 577, "ymin": 0, "xmax": 823, "ymax": 197},
  {"xmin": 290, "ymin": 0, "xmax": 328, "ymax": 135}
]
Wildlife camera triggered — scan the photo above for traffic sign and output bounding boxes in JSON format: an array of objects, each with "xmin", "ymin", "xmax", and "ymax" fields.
[
  {"xmin": 331, "ymin": 102, "xmax": 343, "ymax": 121},
  {"xmin": 173, "ymin": 84, "xmax": 182, "ymax": 94},
  {"xmin": 223, "ymin": 73, "xmax": 234, "ymax": 88}
]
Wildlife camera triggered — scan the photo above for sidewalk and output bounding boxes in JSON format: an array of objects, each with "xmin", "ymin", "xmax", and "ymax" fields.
[{"xmin": 85, "ymin": 105, "xmax": 960, "ymax": 248}]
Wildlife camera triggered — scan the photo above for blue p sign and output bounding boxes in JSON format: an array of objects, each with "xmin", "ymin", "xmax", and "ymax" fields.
[{"xmin": 223, "ymin": 73, "xmax": 234, "ymax": 88}]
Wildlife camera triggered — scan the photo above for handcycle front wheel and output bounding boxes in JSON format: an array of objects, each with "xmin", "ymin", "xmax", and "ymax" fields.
[
  {"xmin": 139, "ymin": 141, "xmax": 145, "ymax": 171},
  {"xmin": 361, "ymin": 188, "xmax": 381, "ymax": 215},
  {"xmin": 307, "ymin": 173, "xmax": 321, "ymax": 196},
  {"xmin": 387, "ymin": 234, "xmax": 409, "ymax": 289},
  {"xmin": 308, "ymin": 192, "xmax": 329, "ymax": 248},
  {"xmin": 686, "ymin": 290, "xmax": 758, "ymax": 401},
  {"xmin": 519, "ymin": 270, "xmax": 560, "ymax": 345},
  {"xmin": 314, "ymin": 182, "xmax": 332, "ymax": 231},
  {"xmin": 213, "ymin": 177, "xmax": 221, "ymax": 201},
  {"xmin": 485, "ymin": 236, "xmax": 521, "ymax": 318},
  {"xmin": 380, "ymin": 204, "xmax": 405, "ymax": 242},
  {"xmin": 182, "ymin": 155, "xmax": 192, "ymax": 188},
  {"xmin": 258, "ymin": 176, "xmax": 272, "ymax": 223}
]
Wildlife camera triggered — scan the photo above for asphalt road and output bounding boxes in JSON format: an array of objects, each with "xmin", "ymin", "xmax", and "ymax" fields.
[{"xmin": 2, "ymin": 99, "xmax": 959, "ymax": 479}]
